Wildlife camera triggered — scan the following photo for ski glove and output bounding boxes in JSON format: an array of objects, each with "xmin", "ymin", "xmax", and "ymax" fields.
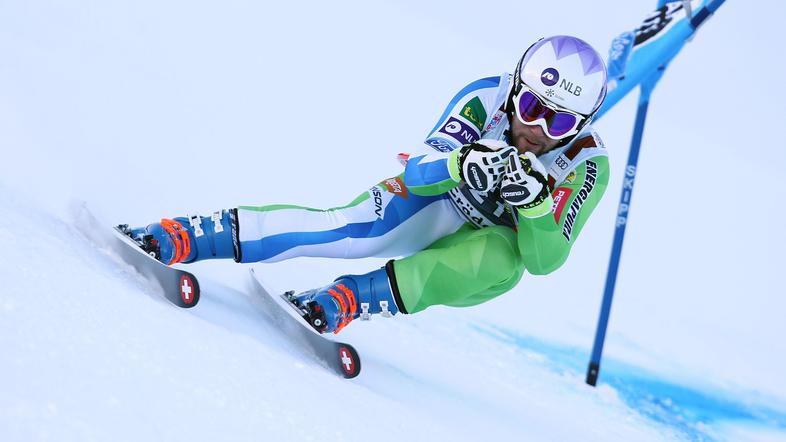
[
  {"xmin": 500, "ymin": 152, "xmax": 554, "ymax": 219},
  {"xmin": 456, "ymin": 139, "xmax": 517, "ymax": 193}
]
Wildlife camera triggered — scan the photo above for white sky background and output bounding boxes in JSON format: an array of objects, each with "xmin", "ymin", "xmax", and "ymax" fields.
[{"xmin": 1, "ymin": 0, "xmax": 784, "ymax": 403}]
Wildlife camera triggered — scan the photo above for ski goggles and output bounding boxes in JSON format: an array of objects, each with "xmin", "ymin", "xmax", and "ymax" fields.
[{"xmin": 512, "ymin": 84, "xmax": 587, "ymax": 140}]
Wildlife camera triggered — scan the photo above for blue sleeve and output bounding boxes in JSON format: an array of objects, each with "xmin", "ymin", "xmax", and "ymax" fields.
[
  {"xmin": 403, "ymin": 151, "xmax": 461, "ymax": 196},
  {"xmin": 401, "ymin": 76, "xmax": 502, "ymax": 196}
]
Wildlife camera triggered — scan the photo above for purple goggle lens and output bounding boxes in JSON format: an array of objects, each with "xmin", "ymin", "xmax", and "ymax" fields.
[{"xmin": 514, "ymin": 88, "xmax": 585, "ymax": 139}]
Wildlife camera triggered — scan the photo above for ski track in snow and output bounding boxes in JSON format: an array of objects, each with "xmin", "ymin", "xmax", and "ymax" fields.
[{"xmin": 1, "ymin": 187, "xmax": 785, "ymax": 441}]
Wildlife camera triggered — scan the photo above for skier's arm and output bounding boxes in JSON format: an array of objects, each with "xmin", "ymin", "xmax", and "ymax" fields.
[
  {"xmin": 516, "ymin": 156, "xmax": 609, "ymax": 275},
  {"xmin": 403, "ymin": 140, "xmax": 516, "ymax": 196},
  {"xmin": 403, "ymin": 77, "xmax": 502, "ymax": 196},
  {"xmin": 402, "ymin": 150, "xmax": 462, "ymax": 196}
]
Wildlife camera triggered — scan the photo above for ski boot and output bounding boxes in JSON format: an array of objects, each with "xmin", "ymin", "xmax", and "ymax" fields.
[
  {"xmin": 124, "ymin": 209, "xmax": 239, "ymax": 265},
  {"xmin": 289, "ymin": 265, "xmax": 403, "ymax": 334}
]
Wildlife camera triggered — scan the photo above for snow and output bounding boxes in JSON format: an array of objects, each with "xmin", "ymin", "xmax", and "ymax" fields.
[
  {"xmin": 2, "ymin": 0, "xmax": 786, "ymax": 441},
  {"xmin": 0, "ymin": 192, "xmax": 673, "ymax": 441}
]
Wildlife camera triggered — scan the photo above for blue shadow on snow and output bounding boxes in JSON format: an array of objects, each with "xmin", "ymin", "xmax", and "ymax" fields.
[{"xmin": 473, "ymin": 324, "xmax": 786, "ymax": 442}]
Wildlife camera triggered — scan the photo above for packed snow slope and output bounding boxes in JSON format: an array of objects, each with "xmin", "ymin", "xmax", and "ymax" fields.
[
  {"xmin": 0, "ymin": 191, "xmax": 680, "ymax": 441},
  {"xmin": 2, "ymin": 190, "xmax": 785, "ymax": 442},
  {"xmin": 2, "ymin": 0, "xmax": 786, "ymax": 441}
]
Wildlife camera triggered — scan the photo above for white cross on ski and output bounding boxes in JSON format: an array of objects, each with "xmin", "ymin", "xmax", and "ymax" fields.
[
  {"xmin": 181, "ymin": 279, "xmax": 192, "ymax": 301},
  {"xmin": 341, "ymin": 349, "xmax": 353, "ymax": 371}
]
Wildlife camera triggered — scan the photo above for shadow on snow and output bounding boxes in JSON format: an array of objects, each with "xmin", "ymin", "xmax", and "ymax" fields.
[{"xmin": 474, "ymin": 324, "xmax": 786, "ymax": 442}]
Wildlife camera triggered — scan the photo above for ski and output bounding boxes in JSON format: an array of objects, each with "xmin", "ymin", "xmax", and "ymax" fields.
[
  {"xmin": 111, "ymin": 224, "xmax": 200, "ymax": 308},
  {"xmin": 72, "ymin": 203, "xmax": 200, "ymax": 308},
  {"xmin": 248, "ymin": 268, "xmax": 361, "ymax": 379}
]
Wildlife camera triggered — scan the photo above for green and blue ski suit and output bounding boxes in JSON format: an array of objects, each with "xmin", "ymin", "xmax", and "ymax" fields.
[{"xmin": 232, "ymin": 73, "xmax": 610, "ymax": 313}]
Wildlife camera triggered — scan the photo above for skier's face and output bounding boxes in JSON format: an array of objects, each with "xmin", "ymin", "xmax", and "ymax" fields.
[{"xmin": 508, "ymin": 114, "xmax": 560, "ymax": 156}]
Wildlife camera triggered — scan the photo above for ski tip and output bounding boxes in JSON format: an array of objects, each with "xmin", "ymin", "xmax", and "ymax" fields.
[
  {"xmin": 336, "ymin": 344, "xmax": 361, "ymax": 379},
  {"xmin": 175, "ymin": 273, "xmax": 200, "ymax": 308}
]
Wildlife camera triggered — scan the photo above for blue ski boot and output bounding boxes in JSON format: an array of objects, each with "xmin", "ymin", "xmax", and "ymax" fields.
[
  {"xmin": 290, "ymin": 265, "xmax": 404, "ymax": 334},
  {"xmin": 126, "ymin": 209, "xmax": 239, "ymax": 265}
]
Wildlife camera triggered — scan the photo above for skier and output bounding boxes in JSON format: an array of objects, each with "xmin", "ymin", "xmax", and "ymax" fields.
[{"xmin": 128, "ymin": 35, "xmax": 610, "ymax": 334}]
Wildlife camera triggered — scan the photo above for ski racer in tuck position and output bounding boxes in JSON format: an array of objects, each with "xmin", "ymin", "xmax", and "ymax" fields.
[{"xmin": 128, "ymin": 35, "xmax": 611, "ymax": 334}]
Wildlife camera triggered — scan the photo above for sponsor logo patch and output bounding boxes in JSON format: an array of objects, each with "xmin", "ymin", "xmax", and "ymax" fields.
[
  {"xmin": 484, "ymin": 111, "xmax": 505, "ymax": 132},
  {"xmin": 230, "ymin": 209, "xmax": 241, "ymax": 262},
  {"xmin": 559, "ymin": 78, "xmax": 582, "ymax": 97},
  {"xmin": 562, "ymin": 160, "xmax": 598, "ymax": 242},
  {"xmin": 448, "ymin": 187, "xmax": 495, "ymax": 228},
  {"xmin": 467, "ymin": 164, "xmax": 487, "ymax": 190},
  {"xmin": 439, "ymin": 117, "xmax": 479, "ymax": 146},
  {"xmin": 461, "ymin": 97, "xmax": 488, "ymax": 131},
  {"xmin": 552, "ymin": 187, "xmax": 573, "ymax": 223},
  {"xmin": 381, "ymin": 176, "xmax": 409, "ymax": 199},
  {"xmin": 501, "ymin": 185, "xmax": 531, "ymax": 205},
  {"xmin": 425, "ymin": 137, "xmax": 455, "ymax": 152},
  {"xmin": 370, "ymin": 187, "xmax": 385, "ymax": 219},
  {"xmin": 554, "ymin": 154, "xmax": 570, "ymax": 171},
  {"xmin": 591, "ymin": 131, "xmax": 605, "ymax": 149},
  {"xmin": 541, "ymin": 68, "xmax": 559, "ymax": 86}
]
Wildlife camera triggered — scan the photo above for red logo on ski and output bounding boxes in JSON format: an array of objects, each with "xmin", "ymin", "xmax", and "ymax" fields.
[
  {"xmin": 179, "ymin": 275, "xmax": 196, "ymax": 306},
  {"xmin": 338, "ymin": 346, "xmax": 357, "ymax": 377}
]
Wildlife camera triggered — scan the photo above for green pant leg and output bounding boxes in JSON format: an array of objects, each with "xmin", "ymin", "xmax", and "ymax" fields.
[{"xmin": 391, "ymin": 224, "xmax": 525, "ymax": 314}]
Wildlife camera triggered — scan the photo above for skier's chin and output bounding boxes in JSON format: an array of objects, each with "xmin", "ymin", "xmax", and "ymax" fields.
[
  {"xmin": 516, "ymin": 133, "xmax": 562, "ymax": 156},
  {"xmin": 518, "ymin": 145, "xmax": 541, "ymax": 155},
  {"xmin": 516, "ymin": 138, "xmax": 545, "ymax": 155}
]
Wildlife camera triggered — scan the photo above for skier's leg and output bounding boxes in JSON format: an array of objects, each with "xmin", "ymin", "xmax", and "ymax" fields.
[
  {"xmin": 129, "ymin": 175, "xmax": 465, "ymax": 265},
  {"xmin": 390, "ymin": 224, "xmax": 525, "ymax": 313},
  {"xmin": 234, "ymin": 176, "xmax": 464, "ymax": 263},
  {"xmin": 292, "ymin": 224, "xmax": 525, "ymax": 333}
]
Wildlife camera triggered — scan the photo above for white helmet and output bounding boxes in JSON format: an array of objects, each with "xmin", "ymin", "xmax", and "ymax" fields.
[{"xmin": 512, "ymin": 35, "xmax": 607, "ymax": 118}]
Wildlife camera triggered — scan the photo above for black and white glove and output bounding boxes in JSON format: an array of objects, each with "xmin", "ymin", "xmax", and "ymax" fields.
[
  {"xmin": 500, "ymin": 152, "xmax": 554, "ymax": 219},
  {"xmin": 456, "ymin": 139, "xmax": 517, "ymax": 193}
]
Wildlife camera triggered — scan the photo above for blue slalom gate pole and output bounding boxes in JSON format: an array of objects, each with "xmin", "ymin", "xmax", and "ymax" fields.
[
  {"xmin": 584, "ymin": 0, "xmax": 727, "ymax": 387},
  {"xmin": 585, "ymin": 70, "xmax": 664, "ymax": 386}
]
